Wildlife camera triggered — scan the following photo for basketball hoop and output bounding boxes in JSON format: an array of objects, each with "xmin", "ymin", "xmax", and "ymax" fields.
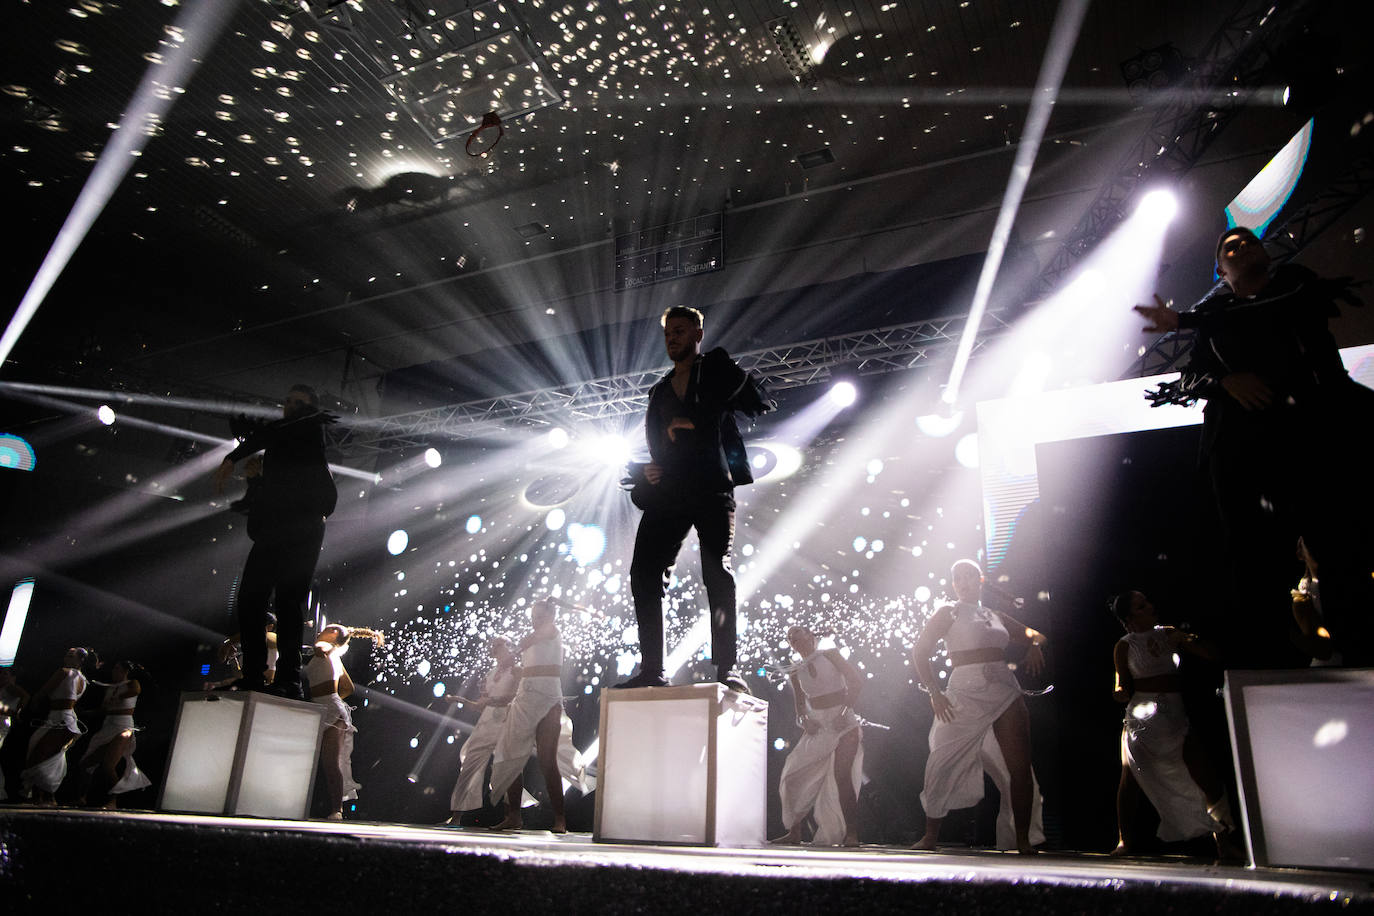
[{"xmin": 465, "ymin": 111, "xmax": 504, "ymax": 157}]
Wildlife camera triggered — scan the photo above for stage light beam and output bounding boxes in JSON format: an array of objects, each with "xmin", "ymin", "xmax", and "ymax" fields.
[
  {"xmin": 828, "ymin": 381, "xmax": 858, "ymax": 408},
  {"xmin": 0, "ymin": 0, "xmax": 242, "ymax": 368},
  {"xmin": 1135, "ymin": 189, "xmax": 1179, "ymax": 227},
  {"xmin": 941, "ymin": 0, "xmax": 1091, "ymax": 406}
]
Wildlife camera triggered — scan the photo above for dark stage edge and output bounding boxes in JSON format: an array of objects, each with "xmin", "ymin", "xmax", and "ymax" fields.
[{"xmin": 2, "ymin": 809, "xmax": 1371, "ymax": 914}]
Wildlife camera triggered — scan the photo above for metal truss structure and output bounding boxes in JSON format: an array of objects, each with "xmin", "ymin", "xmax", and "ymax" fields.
[
  {"xmin": 1030, "ymin": 0, "xmax": 1323, "ymax": 304},
  {"xmin": 330, "ymin": 310, "xmax": 1012, "ymax": 457}
]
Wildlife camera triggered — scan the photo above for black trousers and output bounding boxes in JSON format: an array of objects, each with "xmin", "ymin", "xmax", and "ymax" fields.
[
  {"xmin": 1208, "ymin": 391, "xmax": 1374, "ymax": 667},
  {"xmin": 236, "ymin": 520, "xmax": 326, "ymax": 690},
  {"xmin": 629, "ymin": 491, "xmax": 737, "ymax": 676}
]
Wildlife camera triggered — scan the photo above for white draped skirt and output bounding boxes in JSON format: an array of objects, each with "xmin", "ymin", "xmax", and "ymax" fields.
[
  {"xmin": 488, "ymin": 678, "xmax": 590, "ymax": 802},
  {"xmin": 21, "ymin": 709, "xmax": 81, "ymax": 795},
  {"xmin": 778, "ymin": 706, "xmax": 864, "ymax": 845},
  {"xmin": 1124, "ymin": 691, "xmax": 1217, "ymax": 841},
  {"xmin": 450, "ymin": 705, "xmax": 509, "ymax": 811},
  {"xmin": 921, "ymin": 661, "xmax": 1022, "ymax": 820},
  {"xmin": 80, "ymin": 714, "xmax": 153, "ymax": 796},
  {"xmin": 314, "ymin": 693, "xmax": 361, "ymax": 802}
]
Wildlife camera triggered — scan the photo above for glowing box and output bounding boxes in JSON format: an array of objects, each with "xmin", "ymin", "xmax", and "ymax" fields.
[
  {"xmin": 159, "ymin": 691, "xmax": 326, "ymax": 820},
  {"xmin": 1224, "ymin": 668, "xmax": 1374, "ymax": 869},
  {"xmin": 594, "ymin": 683, "xmax": 767, "ymax": 846}
]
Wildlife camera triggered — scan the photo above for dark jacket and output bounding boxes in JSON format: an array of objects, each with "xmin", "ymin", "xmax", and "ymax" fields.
[
  {"xmin": 1175, "ymin": 264, "xmax": 1357, "ymax": 457},
  {"xmin": 643, "ymin": 347, "xmax": 774, "ymax": 494},
  {"xmin": 227, "ymin": 410, "xmax": 338, "ymax": 540}
]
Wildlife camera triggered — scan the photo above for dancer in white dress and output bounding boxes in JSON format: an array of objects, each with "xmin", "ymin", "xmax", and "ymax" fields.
[
  {"xmin": 912, "ymin": 560, "xmax": 1046, "ymax": 853},
  {"xmin": 79, "ymin": 661, "xmax": 152, "ymax": 807},
  {"xmin": 0, "ymin": 666, "xmax": 32, "ymax": 802},
  {"xmin": 442, "ymin": 636, "xmax": 521, "ymax": 823},
  {"xmin": 20, "ymin": 647, "xmax": 93, "ymax": 804},
  {"xmin": 488, "ymin": 597, "xmax": 589, "ymax": 833},
  {"xmin": 771, "ymin": 626, "xmax": 864, "ymax": 847},
  {"xmin": 306, "ymin": 624, "xmax": 383, "ymax": 820},
  {"xmin": 1110, "ymin": 591, "xmax": 1230, "ymax": 853}
]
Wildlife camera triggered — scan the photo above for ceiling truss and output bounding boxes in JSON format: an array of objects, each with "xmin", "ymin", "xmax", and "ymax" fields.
[{"xmin": 330, "ymin": 310, "xmax": 1012, "ymax": 457}]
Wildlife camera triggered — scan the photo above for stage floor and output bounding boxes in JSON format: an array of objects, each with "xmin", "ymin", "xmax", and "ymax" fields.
[{"xmin": 2, "ymin": 808, "xmax": 1371, "ymax": 914}]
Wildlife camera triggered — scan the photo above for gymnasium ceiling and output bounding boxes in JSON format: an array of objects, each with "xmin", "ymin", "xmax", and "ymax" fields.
[{"xmin": 1, "ymin": 0, "xmax": 1365, "ymax": 408}]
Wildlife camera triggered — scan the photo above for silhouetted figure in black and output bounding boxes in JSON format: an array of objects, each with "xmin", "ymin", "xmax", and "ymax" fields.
[
  {"xmin": 617, "ymin": 306, "xmax": 773, "ymax": 691},
  {"xmin": 214, "ymin": 384, "xmax": 337, "ymax": 698},
  {"xmin": 1137, "ymin": 227, "xmax": 1374, "ymax": 666}
]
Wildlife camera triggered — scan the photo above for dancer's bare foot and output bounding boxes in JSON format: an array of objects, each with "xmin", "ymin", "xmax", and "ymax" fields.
[
  {"xmin": 1109, "ymin": 842, "xmax": 1134, "ymax": 857},
  {"xmin": 551, "ymin": 817, "xmax": 567, "ymax": 834},
  {"xmin": 1017, "ymin": 845, "xmax": 1040, "ymax": 855},
  {"xmin": 769, "ymin": 828, "xmax": 803, "ymax": 845},
  {"xmin": 493, "ymin": 813, "xmax": 523, "ymax": 830},
  {"xmin": 842, "ymin": 828, "xmax": 860, "ymax": 847}
]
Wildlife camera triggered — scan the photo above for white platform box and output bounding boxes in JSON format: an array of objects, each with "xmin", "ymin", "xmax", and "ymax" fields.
[
  {"xmin": 594, "ymin": 683, "xmax": 767, "ymax": 847},
  {"xmin": 159, "ymin": 691, "xmax": 327, "ymax": 820},
  {"xmin": 1224, "ymin": 668, "xmax": 1374, "ymax": 870}
]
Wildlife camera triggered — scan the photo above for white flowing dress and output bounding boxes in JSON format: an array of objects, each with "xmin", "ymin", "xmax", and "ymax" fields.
[
  {"xmin": 777, "ymin": 649, "xmax": 864, "ymax": 846},
  {"xmin": 306, "ymin": 649, "xmax": 362, "ymax": 803},
  {"xmin": 1120, "ymin": 627, "xmax": 1218, "ymax": 841},
  {"xmin": 449, "ymin": 665, "xmax": 520, "ymax": 811},
  {"xmin": 80, "ymin": 680, "xmax": 153, "ymax": 796},
  {"xmin": 21, "ymin": 668, "xmax": 87, "ymax": 796},
  {"xmin": 488, "ymin": 631, "xmax": 590, "ymax": 802},
  {"xmin": 921, "ymin": 601, "xmax": 1045, "ymax": 841}
]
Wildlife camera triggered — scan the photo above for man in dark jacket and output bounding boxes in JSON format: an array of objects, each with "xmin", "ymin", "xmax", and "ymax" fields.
[
  {"xmin": 213, "ymin": 384, "xmax": 338, "ymax": 697},
  {"xmin": 1136, "ymin": 227, "xmax": 1373, "ymax": 665},
  {"xmin": 617, "ymin": 306, "xmax": 773, "ymax": 691}
]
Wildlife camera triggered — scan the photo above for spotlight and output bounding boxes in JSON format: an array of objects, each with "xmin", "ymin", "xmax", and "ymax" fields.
[
  {"xmin": 96, "ymin": 405, "xmax": 116, "ymax": 426},
  {"xmin": 954, "ymin": 433, "xmax": 980, "ymax": 469},
  {"xmin": 593, "ymin": 433, "xmax": 631, "ymax": 467},
  {"xmin": 465, "ymin": 515, "xmax": 482, "ymax": 534},
  {"xmin": 916, "ymin": 411, "xmax": 964, "ymax": 438},
  {"xmin": 387, "ymin": 529, "xmax": 409, "ymax": 555},
  {"xmin": 567, "ymin": 522, "xmax": 606, "ymax": 566},
  {"xmin": 1135, "ymin": 189, "xmax": 1179, "ymax": 227},
  {"xmin": 423, "ymin": 447, "xmax": 442, "ymax": 468},
  {"xmin": 547, "ymin": 428, "xmax": 569, "ymax": 449},
  {"xmin": 828, "ymin": 380, "xmax": 857, "ymax": 407},
  {"xmin": 545, "ymin": 508, "xmax": 566, "ymax": 530}
]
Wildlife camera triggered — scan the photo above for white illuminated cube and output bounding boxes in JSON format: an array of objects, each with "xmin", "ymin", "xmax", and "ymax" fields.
[
  {"xmin": 594, "ymin": 683, "xmax": 767, "ymax": 846},
  {"xmin": 1224, "ymin": 668, "xmax": 1374, "ymax": 869},
  {"xmin": 159, "ymin": 691, "xmax": 326, "ymax": 820}
]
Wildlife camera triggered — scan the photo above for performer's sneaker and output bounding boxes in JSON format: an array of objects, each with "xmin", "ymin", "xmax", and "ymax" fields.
[
  {"xmin": 611, "ymin": 671, "xmax": 669, "ymax": 689},
  {"xmin": 718, "ymin": 669, "xmax": 751, "ymax": 695}
]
